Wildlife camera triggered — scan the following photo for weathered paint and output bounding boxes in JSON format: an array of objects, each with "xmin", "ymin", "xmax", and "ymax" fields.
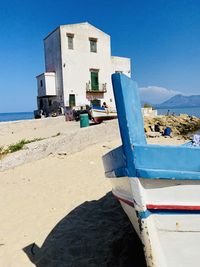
[
  {"xmin": 102, "ymin": 74, "xmax": 200, "ymax": 267},
  {"xmin": 134, "ymin": 144, "xmax": 200, "ymax": 179},
  {"xmin": 111, "ymin": 74, "xmax": 200, "ymax": 180},
  {"xmin": 111, "ymin": 74, "xmax": 146, "ymax": 177}
]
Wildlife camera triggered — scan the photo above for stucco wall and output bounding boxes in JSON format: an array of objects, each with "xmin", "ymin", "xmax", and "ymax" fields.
[
  {"xmin": 39, "ymin": 23, "xmax": 131, "ymax": 110},
  {"xmin": 44, "ymin": 28, "xmax": 63, "ymax": 104},
  {"xmin": 37, "ymin": 72, "xmax": 56, "ymax": 97},
  {"xmin": 111, "ymin": 56, "xmax": 131, "ymax": 77},
  {"xmin": 0, "ymin": 120, "xmax": 120, "ymax": 171},
  {"xmin": 45, "ymin": 73, "xmax": 56, "ymax": 95},
  {"xmin": 142, "ymin": 107, "xmax": 158, "ymax": 117},
  {"xmin": 60, "ymin": 23, "xmax": 115, "ymax": 107}
]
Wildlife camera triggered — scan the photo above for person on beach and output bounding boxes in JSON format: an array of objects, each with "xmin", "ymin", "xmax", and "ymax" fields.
[
  {"xmin": 154, "ymin": 122, "xmax": 161, "ymax": 132},
  {"xmin": 102, "ymin": 102, "xmax": 108, "ymax": 108}
]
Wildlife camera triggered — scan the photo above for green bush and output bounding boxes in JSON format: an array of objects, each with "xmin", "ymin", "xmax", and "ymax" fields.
[
  {"xmin": 143, "ymin": 103, "xmax": 152, "ymax": 108},
  {"xmin": 4, "ymin": 138, "xmax": 44, "ymax": 154}
]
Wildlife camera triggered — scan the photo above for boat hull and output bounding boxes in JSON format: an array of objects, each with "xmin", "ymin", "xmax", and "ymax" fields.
[
  {"xmin": 90, "ymin": 108, "xmax": 117, "ymax": 123},
  {"xmin": 103, "ymin": 74, "xmax": 200, "ymax": 266},
  {"xmin": 109, "ymin": 176, "xmax": 200, "ymax": 267}
]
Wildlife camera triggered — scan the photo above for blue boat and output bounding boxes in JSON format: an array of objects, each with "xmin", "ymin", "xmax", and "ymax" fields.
[{"xmin": 103, "ymin": 74, "xmax": 200, "ymax": 267}]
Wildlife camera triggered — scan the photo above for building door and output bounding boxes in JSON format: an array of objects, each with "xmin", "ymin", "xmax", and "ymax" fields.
[
  {"xmin": 69, "ymin": 94, "xmax": 76, "ymax": 107},
  {"xmin": 91, "ymin": 71, "xmax": 99, "ymax": 91},
  {"xmin": 39, "ymin": 99, "xmax": 43, "ymax": 109}
]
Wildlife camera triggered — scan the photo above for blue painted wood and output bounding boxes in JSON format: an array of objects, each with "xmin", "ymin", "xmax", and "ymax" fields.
[
  {"xmin": 112, "ymin": 74, "xmax": 146, "ymax": 176},
  {"xmin": 134, "ymin": 144, "xmax": 200, "ymax": 172},
  {"xmin": 136, "ymin": 168, "xmax": 200, "ymax": 180},
  {"xmin": 139, "ymin": 210, "xmax": 200, "ymax": 219},
  {"xmin": 111, "ymin": 73, "xmax": 200, "ymax": 180}
]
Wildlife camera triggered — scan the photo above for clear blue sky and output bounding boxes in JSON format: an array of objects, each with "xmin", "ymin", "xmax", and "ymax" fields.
[{"xmin": 1, "ymin": 0, "xmax": 200, "ymax": 112}]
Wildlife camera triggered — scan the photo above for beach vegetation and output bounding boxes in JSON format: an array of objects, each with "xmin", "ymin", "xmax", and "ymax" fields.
[
  {"xmin": 7, "ymin": 139, "xmax": 27, "ymax": 153},
  {"xmin": 0, "ymin": 138, "xmax": 45, "ymax": 157},
  {"xmin": 8, "ymin": 138, "xmax": 44, "ymax": 152},
  {"xmin": 0, "ymin": 133, "xmax": 61, "ymax": 159},
  {"xmin": 143, "ymin": 103, "xmax": 153, "ymax": 108},
  {"xmin": 0, "ymin": 146, "xmax": 4, "ymax": 159}
]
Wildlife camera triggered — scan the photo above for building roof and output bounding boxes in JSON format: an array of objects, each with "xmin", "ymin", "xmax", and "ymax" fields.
[
  {"xmin": 36, "ymin": 72, "xmax": 55, "ymax": 78},
  {"xmin": 44, "ymin": 22, "xmax": 110, "ymax": 40}
]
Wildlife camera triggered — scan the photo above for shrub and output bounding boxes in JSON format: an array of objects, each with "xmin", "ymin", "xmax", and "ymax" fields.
[{"xmin": 143, "ymin": 103, "xmax": 152, "ymax": 108}]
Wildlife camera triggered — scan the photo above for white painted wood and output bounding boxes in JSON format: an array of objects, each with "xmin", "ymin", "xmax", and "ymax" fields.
[
  {"xmin": 90, "ymin": 108, "xmax": 117, "ymax": 120},
  {"xmin": 108, "ymin": 174, "xmax": 200, "ymax": 267}
]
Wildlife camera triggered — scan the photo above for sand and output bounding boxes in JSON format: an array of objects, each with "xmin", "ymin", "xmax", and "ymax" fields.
[
  {"xmin": 0, "ymin": 116, "xmax": 79, "ymax": 147},
  {"xmin": 0, "ymin": 118, "xmax": 187, "ymax": 267}
]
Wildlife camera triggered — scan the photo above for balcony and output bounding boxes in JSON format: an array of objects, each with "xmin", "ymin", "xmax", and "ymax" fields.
[{"xmin": 86, "ymin": 82, "xmax": 107, "ymax": 93}]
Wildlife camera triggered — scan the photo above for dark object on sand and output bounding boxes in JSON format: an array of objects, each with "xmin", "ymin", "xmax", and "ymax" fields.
[
  {"xmin": 73, "ymin": 109, "xmax": 91, "ymax": 121},
  {"xmin": 163, "ymin": 127, "xmax": 172, "ymax": 137},
  {"xmin": 34, "ymin": 110, "xmax": 41, "ymax": 119},
  {"xmin": 154, "ymin": 123, "xmax": 161, "ymax": 132},
  {"xmin": 80, "ymin": 114, "xmax": 89, "ymax": 128}
]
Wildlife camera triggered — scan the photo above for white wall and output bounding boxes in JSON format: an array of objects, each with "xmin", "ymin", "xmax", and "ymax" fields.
[
  {"xmin": 60, "ymin": 23, "xmax": 114, "ymax": 107},
  {"xmin": 41, "ymin": 23, "xmax": 131, "ymax": 109},
  {"xmin": 37, "ymin": 73, "xmax": 56, "ymax": 97},
  {"xmin": 111, "ymin": 56, "xmax": 131, "ymax": 77},
  {"xmin": 44, "ymin": 73, "xmax": 56, "ymax": 95},
  {"xmin": 142, "ymin": 107, "xmax": 158, "ymax": 117},
  {"xmin": 44, "ymin": 28, "xmax": 63, "ymax": 104}
]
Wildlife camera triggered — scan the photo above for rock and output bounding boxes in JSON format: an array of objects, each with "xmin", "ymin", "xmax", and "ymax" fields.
[{"xmin": 144, "ymin": 115, "xmax": 200, "ymax": 137}]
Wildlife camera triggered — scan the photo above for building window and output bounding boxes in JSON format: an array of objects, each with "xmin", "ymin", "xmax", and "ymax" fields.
[
  {"xmin": 115, "ymin": 71, "xmax": 123, "ymax": 74},
  {"xmin": 89, "ymin": 38, "xmax": 97, "ymax": 53},
  {"xmin": 67, "ymin": 33, "xmax": 74, "ymax": 49},
  {"xmin": 40, "ymin": 80, "xmax": 43, "ymax": 87}
]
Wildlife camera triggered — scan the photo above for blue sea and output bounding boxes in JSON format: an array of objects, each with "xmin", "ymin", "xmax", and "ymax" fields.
[
  {"xmin": 157, "ymin": 107, "xmax": 200, "ymax": 118},
  {"xmin": 0, "ymin": 107, "xmax": 200, "ymax": 123},
  {"xmin": 0, "ymin": 112, "xmax": 34, "ymax": 122}
]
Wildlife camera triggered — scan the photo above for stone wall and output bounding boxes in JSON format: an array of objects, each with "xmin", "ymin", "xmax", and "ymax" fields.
[
  {"xmin": 0, "ymin": 120, "xmax": 120, "ymax": 171},
  {"xmin": 1, "ymin": 114, "xmax": 200, "ymax": 171}
]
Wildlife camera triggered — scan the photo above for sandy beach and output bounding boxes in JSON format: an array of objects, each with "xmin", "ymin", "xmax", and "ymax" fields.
[
  {"xmin": 0, "ymin": 118, "xmax": 187, "ymax": 267},
  {"xmin": 0, "ymin": 116, "xmax": 79, "ymax": 147}
]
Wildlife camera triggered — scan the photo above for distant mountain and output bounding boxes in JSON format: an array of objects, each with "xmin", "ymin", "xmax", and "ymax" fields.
[{"xmin": 156, "ymin": 94, "xmax": 200, "ymax": 108}]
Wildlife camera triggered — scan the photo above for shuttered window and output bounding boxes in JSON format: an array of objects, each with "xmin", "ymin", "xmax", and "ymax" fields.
[
  {"xmin": 90, "ymin": 71, "xmax": 99, "ymax": 90},
  {"xmin": 67, "ymin": 33, "xmax": 74, "ymax": 49},
  {"xmin": 89, "ymin": 38, "xmax": 97, "ymax": 53}
]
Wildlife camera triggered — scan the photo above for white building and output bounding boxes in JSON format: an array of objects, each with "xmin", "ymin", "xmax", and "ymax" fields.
[{"xmin": 36, "ymin": 22, "xmax": 131, "ymax": 114}]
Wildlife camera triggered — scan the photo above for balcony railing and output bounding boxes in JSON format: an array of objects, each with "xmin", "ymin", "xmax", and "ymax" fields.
[{"xmin": 86, "ymin": 82, "xmax": 107, "ymax": 93}]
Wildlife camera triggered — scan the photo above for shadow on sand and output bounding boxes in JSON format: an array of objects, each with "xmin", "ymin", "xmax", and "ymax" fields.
[{"xmin": 24, "ymin": 192, "xmax": 146, "ymax": 267}]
